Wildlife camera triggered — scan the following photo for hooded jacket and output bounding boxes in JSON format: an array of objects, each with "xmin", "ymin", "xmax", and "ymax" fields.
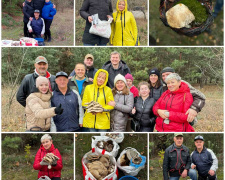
[
  {"xmin": 130, "ymin": 85, "xmax": 139, "ymax": 98},
  {"xmin": 82, "ymin": 69, "xmax": 114, "ymax": 129},
  {"xmin": 25, "ymin": 91, "xmax": 56, "ymax": 131},
  {"xmin": 153, "ymin": 82, "xmax": 195, "ymax": 132},
  {"xmin": 42, "ymin": 1, "xmax": 57, "ymax": 20},
  {"xmin": 102, "ymin": 60, "xmax": 131, "ymax": 88},
  {"xmin": 23, "ymin": 0, "xmax": 34, "ymax": 23},
  {"xmin": 110, "ymin": 0, "xmax": 139, "ymax": 46},
  {"xmin": 32, "ymin": 0, "xmax": 45, "ymax": 14},
  {"xmin": 33, "ymin": 144, "xmax": 63, "ymax": 178}
]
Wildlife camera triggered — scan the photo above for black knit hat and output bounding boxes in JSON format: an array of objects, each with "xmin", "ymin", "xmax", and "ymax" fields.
[
  {"xmin": 161, "ymin": 67, "xmax": 175, "ymax": 74},
  {"xmin": 149, "ymin": 68, "xmax": 160, "ymax": 77}
]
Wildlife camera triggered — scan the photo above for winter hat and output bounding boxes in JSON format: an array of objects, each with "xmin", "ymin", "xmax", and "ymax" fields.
[
  {"xmin": 114, "ymin": 74, "xmax": 127, "ymax": 86},
  {"xmin": 149, "ymin": 68, "xmax": 160, "ymax": 77},
  {"xmin": 125, "ymin": 73, "xmax": 133, "ymax": 81},
  {"xmin": 161, "ymin": 67, "xmax": 175, "ymax": 74},
  {"xmin": 36, "ymin": 76, "xmax": 49, "ymax": 88}
]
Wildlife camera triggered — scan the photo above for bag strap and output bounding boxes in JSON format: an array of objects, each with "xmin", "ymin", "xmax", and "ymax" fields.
[{"xmin": 183, "ymin": 93, "xmax": 186, "ymax": 102}]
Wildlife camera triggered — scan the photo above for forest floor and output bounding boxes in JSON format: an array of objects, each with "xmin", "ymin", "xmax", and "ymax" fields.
[
  {"xmin": 1, "ymin": 85, "xmax": 223, "ymax": 132},
  {"xmin": 2, "ymin": 8, "xmax": 74, "ymax": 46},
  {"xmin": 75, "ymin": 133, "xmax": 148, "ymax": 180}
]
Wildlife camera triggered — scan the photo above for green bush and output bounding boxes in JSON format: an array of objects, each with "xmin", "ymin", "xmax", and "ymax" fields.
[{"xmin": 2, "ymin": 136, "xmax": 22, "ymax": 154}]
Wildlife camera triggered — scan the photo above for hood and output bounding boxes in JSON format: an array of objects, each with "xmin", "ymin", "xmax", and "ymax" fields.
[
  {"xmin": 40, "ymin": 143, "xmax": 55, "ymax": 152},
  {"xmin": 35, "ymin": 69, "xmax": 51, "ymax": 79},
  {"xmin": 102, "ymin": 60, "xmax": 128, "ymax": 70},
  {"xmin": 93, "ymin": 69, "xmax": 109, "ymax": 89},
  {"xmin": 172, "ymin": 81, "xmax": 190, "ymax": 94},
  {"xmin": 45, "ymin": 1, "xmax": 52, "ymax": 5},
  {"xmin": 116, "ymin": 0, "xmax": 128, "ymax": 13}
]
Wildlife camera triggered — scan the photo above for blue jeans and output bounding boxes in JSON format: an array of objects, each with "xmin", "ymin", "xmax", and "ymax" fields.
[
  {"xmin": 169, "ymin": 169, "xmax": 197, "ymax": 180},
  {"xmin": 83, "ymin": 43, "xmax": 107, "ymax": 46},
  {"xmin": 213, "ymin": 0, "xmax": 224, "ymax": 17}
]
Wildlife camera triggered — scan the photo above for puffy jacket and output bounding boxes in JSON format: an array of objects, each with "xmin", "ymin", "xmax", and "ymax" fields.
[
  {"xmin": 82, "ymin": 69, "xmax": 114, "ymax": 129},
  {"xmin": 32, "ymin": 0, "xmax": 45, "ymax": 14},
  {"xmin": 110, "ymin": 91, "xmax": 134, "ymax": 131},
  {"xmin": 33, "ymin": 144, "xmax": 63, "ymax": 178},
  {"xmin": 42, "ymin": 1, "xmax": 56, "ymax": 20},
  {"xmin": 191, "ymin": 147, "xmax": 218, "ymax": 177},
  {"xmin": 69, "ymin": 67, "xmax": 98, "ymax": 79},
  {"xmin": 131, "ymin": 96, "xmax": 156, "ymax": 132},
  {"xmin": 51, "ymin": 87, "xmax": 84, "ymax": 132},
  {"xmin": 102, "ymin": 60, "xmax": 131, "ymax": 88},
  {"xmin": 153, "ymin": 82, "xmax": 194, "ymax": 132},
  {"xmin": 80, "ymin": 0, "xmax": 113, "ymax": 45},
  {"xmin": 150, "ymin": 85, "xmax": 163, "ymax": 101},
  {"xmin": 17, "ymin": 70, "xmax": 56, "ymax": 107},
  {"xmin": 110, "ymin": 0, "xmax": 139, "ymax": 46},
  {"xmin": 23, "ymin": 0, "xmax": 34, "ymax": 23},
  {"xmin": 130, "ymin": 85, "xmax": 139, "ymax": 98},
  {"xmin": 163, "ymin": 143, "xmax": 191, "ymax": 180},
  {"xmin": 28, "ymin": 17, "xmax": 45, "ymax": 35}
]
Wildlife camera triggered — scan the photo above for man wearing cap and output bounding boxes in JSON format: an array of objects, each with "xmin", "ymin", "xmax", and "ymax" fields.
[
  {"xmin": 69, "ymin": 54, "xmax": 98, "ymax": 82},
  {"xmin": 191, "ymin": 135, "xmax": 218, "ymax": 180},
  {"xmin": 68, "ymin": 63, "xmax": 92, "ymax": 99},
  {"xmin": 27, "ymin": 9, "xmax": 45, "ymax": 38},
  {"xmin": 17, "ymin": 56, "xmax": 56, "ymax": 107},
  {"xmin": 102, "ymin": 51, "xmax": 131, "ymax": 88},
  {"xmin": 163, "ymin": 133, "xmax": 197, "ymax": 180},
  {"xmin": 51, "ymin": 71, "xmax": 84, "ymax": 132},
  {"xmin": 160, "ymin": 67, "xmax": 206, "ymax": 124}
]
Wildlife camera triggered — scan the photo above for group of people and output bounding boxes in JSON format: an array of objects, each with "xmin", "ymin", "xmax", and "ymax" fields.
[
  {"xmin": 23, "ymin": 0, "xmax": 56, "ymax": 41},
  {"xmin": 80, "ymin": 0, "xmax": 139, "ymax": 46},
  {"xmin": 16, "ymin": 51, "xmax": 206, "ymax": 132},
  {"xmin": 164, "ymin": 134, "xmax": 218, "ymax": 180}
]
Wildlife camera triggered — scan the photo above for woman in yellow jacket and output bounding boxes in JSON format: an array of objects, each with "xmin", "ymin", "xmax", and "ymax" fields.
[
  {"xmin": 82, "ymin": 69, "xmax": 114, "ymax": 132},
  {"xmin": 110, "ymin": 0, "xmax": 139, "ymax": 46}
]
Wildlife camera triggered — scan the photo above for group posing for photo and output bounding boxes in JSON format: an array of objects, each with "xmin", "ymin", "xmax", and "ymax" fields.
[{"xmin": 16, "ymin": 51, "xmax": 206, "ymax": 132}]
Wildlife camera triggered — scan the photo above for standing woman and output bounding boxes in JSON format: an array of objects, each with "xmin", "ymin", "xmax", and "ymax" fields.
[
  {"xmin": 148, "ymin": 68, "xmax": 163, "ymax": 101},
  {"xmin": 82, "ymin": 69, "xmax": 114, "ymax": 132},
  {"xmin": 23, "ymin": 0, "xmax": 34, "ymax": 37},
  {"xmin": 125, "ymin": 73, "xmax": 139, "ymax": 98},
  {"xmin": 110, "ymin": 0, "xmax": 139, "ymax": 46},
  {"xmin": 131, "ymin": 81, "xmax": 156, "ymax": 132},
  {"xmin": 109, "ymin": 74, "xmax": 134, "ymax": 132},
  {"xmin": 33, "ymin": 134, "xmax": 63, "ymax": 180}
]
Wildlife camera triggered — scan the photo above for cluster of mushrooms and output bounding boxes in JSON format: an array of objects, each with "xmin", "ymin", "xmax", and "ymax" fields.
[
  {"xmin": 105, "ymin": 133, "xmax": 120, "ymax": 140},
  {"xmin": 85, "ymin": 101, "xmax": 104, "ymax": 113},
  {"xmin": 120, "ymin": 149, "xmax": 142, "ymax": 166},
  {"xmin": 42, "ymin": 153, "xmax": 59, "ymax": 169},
  {"xmin": 86, "ymin": 154, "xmax": 115, "ymax": 180},
  {"xmin": 96, "ymin": 140, "xmax": 114, "ymax": 152}
]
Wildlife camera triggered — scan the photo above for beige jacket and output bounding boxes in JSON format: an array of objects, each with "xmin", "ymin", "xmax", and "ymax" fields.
[{"xmin": 25, "ymin": 91, "xmax": 56, "ymax": 131}]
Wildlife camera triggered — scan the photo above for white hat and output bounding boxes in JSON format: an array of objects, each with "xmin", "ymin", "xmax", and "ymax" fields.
[{"xmin": 114, "ymin": 74, "xmax": 127, "ymax": 86}]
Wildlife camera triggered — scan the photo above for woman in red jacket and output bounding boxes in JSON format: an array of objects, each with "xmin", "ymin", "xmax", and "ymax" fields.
[
  {"xmin": 33, "ymin": 134, "xmax": 63, "ymax": 180},
  {"xmin": 125, "ymin": 73, "xmax": 139, "ymax": 98},
  {"xmin": 153, "ymin": 73, "xmax": 195, "ymax": 132}
]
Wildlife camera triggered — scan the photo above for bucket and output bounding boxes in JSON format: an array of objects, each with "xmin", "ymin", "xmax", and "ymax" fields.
[{"xmin": 119, "ymin": 176, "xmax": 138, "ymax": 180}]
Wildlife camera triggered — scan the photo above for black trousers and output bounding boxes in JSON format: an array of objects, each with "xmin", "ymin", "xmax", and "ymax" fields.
[
  {"xmin": 198, "ymin": 174, "xmax": 217, "ymax": 180},
  {"xmin": 44, "ymin": 19, "xmax": 53, "ymax": 39},
  {"xmin": 51, "ymin": 178, "xmax": 61, "ymax": 180},
  {"xmin": 24, "ymin": 22, "xmax": 29, "ymax": 37}
]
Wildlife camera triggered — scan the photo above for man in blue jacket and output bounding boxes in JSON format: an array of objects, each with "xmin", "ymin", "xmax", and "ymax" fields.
[
  {"xmin": 191, "ymin": 135, "xmax": 218, "ymax": 180},
  {"xmin": 51, "ymin": 71, "xmax": 84, "ymax": 132}
]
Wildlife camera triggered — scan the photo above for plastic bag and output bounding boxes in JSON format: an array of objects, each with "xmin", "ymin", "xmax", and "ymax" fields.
[
  {"xmin": 38, "ymin": 176, "xmax": 51, "ymax": 180},
  {"xmin": 92, "ymin": 136, "xmax": 120, "ymax": 157},
  {"xmin": 100, "ymin": 133, "xmax": 124, "ymax": 143},
  {"xmin": 82, "ymin": 150, "xmax": 118, "ymax": 180},
  {"xmin": 117, "ymin": 147, "xmax": 146, "ymax": 176},
  {"xmin": 89, "ymin": 14, "xmax": 113, "ymax": 38}
]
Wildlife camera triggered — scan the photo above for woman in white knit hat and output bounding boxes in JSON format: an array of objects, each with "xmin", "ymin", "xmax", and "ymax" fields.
[
  {"xmin": 108, "ymin": 74, "xmax": 134, "ymax": 132},
  {"xmin": 25, "ymin": 76, "xmax": 63, "ymax": 132}
]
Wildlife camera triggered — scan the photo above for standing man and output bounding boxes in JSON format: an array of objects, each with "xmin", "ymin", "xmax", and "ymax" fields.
[
  {"xmin": 191, "ymin": 135, "xmax": 218, "ymax": 180},
  {"xmin": 68, "ymin": 63, "xmax": 91, "ymax": 99},
  {"xmin": 16, "ymin": 56, "xmax": 56, "ymax": 107},
  {"xmin": 163, "ymin": 133, "xmax": 197, "ymax": 180},
  {"xmin": 51, "ymin": 71, "xmax": 83, "ymax": 132},
  {"xmin": 102, "ymin": 51, "xmax": 131, "ymax": 88},
  {"xmin": 69, "ymin": 54, "xmax": 98, "ymax": 82},
  {"xmin": 160, "ymin": 67, "xmax": 206, "ymax": 124}
]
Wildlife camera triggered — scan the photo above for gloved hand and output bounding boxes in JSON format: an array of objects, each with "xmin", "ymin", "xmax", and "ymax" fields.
[
  {"xmin": 40, "ymin": 159, "xmax": 50, "ymax": 166},
  {"xmin": 54, "ymin": 104, "xmax": 63, "ymax": 115},
  {"xmin": 52, "ymin": 159, "xmax": 58, "ymax": 166}
]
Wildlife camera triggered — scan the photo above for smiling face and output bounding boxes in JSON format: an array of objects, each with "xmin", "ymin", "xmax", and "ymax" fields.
[
  {"xmin": 174, "ymin": 136, "xmax": 183, "ymax": 147},
  {"xmin": 167, "ymin": 79, "xmax": 181, "ymax": 92},
  {"xmin": 118, "ymin": 0, "xmax": 125, "ymax": 11},
  {"xmin": 116, "ymin": 80, "xmax": 126, "ymax": 91},
  {"xmin": 45, "ymin": 0, "xmax": 50, "ymax": 2},
  {"xmin": 110, "ymin": 54, "xmax": 120, "ymax": 66},
  {"xmin": 149, "ymin": 74, "xmax": 159, "ymax": 85},
  {"xmin": 75, "ymin": 64, "xmax": 86, "ymax": 79},
  {"xmin": 139, "ymin": 84, "xmax": 150, "ymax": 98},
  {"xmin": 195, "ymin": 140, "xmax": 204, "ymax": 150},
  {"xmin": 38, "ymin": 82, "xmax": 49, "ymax": 94},
  {"xmin": 126, "ymin": 79, "xmax": 133, "ymax": 88},
  {"xmin": 42, "ymin": 139, "xmax": 52, "ymax": 150},
  {"xmin": 55, "ymin": 76, "xmax": 68, "ymax": 89},
  {"xmin": 97, "ymin": 72, "xmax": 106, "ymax": 86},
  {"xmin": 162, "ymin": 72, "xmax": 172, "ymax": 82},
  {"xmin": 35, "ymin": 62, "xmax": 48, "ymax": 76},
  {"xmin": 84, "ymin": 58, "xmax": 94, "ymax": 68},
  {"xmin": 34, "ymin": 12, "xmax": 40, "ymax": 19}
]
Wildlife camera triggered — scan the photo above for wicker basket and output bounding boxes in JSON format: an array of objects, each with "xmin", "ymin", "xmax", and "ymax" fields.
[{"xmin": 159, "ymin": 0, "xmax": 214, "ymax": 36}]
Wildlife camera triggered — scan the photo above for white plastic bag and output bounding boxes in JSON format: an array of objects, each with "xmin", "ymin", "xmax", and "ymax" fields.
[
  {"xmin": 100, "ymin": 133, "xmax": 124, "ymax": 143},
  {"xmin": 38, "ymin": 176, "xmax": 51, "ymax": 180},
  {"xmin": 117, "ymin": 147, "xmax": 145, "ymax": 176},
  {"xmin": 89, "ymin": 14, "xmax": 113, "ymax": 38},
  {"xmin": 82, "ymin": 150, "xmax": 118, "ymax": 180},
  {"xmin": 92, "ymin": 136, "xmax": 120, "ymax": 157}
]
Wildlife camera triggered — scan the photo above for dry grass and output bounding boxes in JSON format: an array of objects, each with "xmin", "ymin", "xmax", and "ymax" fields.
[{"xmin": 1, "ymin": 85, "xmax": 223, "ymax": 132}]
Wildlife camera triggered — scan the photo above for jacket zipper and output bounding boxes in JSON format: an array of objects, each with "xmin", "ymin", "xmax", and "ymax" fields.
[
  {"xmin": 94, "ymin": 88, "xmax": 100, "ymax": 128},
  {"xmin": 121, "ymin": 12, "xmax": 123, "ymax": 46}
]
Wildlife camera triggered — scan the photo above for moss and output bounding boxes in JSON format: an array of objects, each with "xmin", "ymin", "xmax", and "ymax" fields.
[{"xmin": 174, "ymin": 0, "xmax": 208, "ymax": 25}]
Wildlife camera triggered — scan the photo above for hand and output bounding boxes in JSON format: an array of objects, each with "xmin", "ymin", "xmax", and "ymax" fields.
[
  {"xmin": 88, "ymin": 16, "xmax": 93, "ymax": 23},
  {"xmin": 53, "ymin": 4, "xmax": 56, "ymax": 8},
  {"xmin": 208, "ymin": 170, "xmax": 215, "ymax": 176},
  {"xmin": 29, "ymin": 29, "xmax": 33, "ymax": 33},
  {"xmin": 108, "ymin": 101, "xmax": 116, "ymax": 107},
  {"xmin": 131, "ymin": 107, "xmax": 136, "ymax": 114},
  {"xmin": 29, "ymin": 17, "xmax": 33, "ymax": 21},
  {"xmin": 52, "ymin": 159, "xmax": 58, "ymax": 166},
  {"xmin": 191, "ymin": 164, "xmax": 196, "ymax": 169},
  {"xmin": 40, "ymin": 160, "xmax": 49, "ymax": 166},
  {"xmin": 68, "ymin": 76, "xmax": 73, "ymax": 80},
  {"xmin": 157, "ymin": 109, "xmax": 169, "ymax": 119},
  {"xmin": 41, "ymin": 34, "xmax": 44, "ymax": 37},
  {"xmin": 88, "ymin": 78, "xmax": 93, "ymax": 82},
  {"xmin": 80, "ymin": 124, "xmax": 83, "ymax": 127},
  {"xmin": 107, "ymin": 15, "xmax": 112, "ymax": 19},
  {"xmin": 22, "ymin": 2, "xmax": 25, "ymax": 7},
  {"xmin": 185, "ymin": 108, "xmax": 197, "ymax": 122},
  {"xmin": 55, "ymin": 104, "xmax": 64, "ymax": 115},
  {"xmin": 181, "ymin": 169, "xmax": 187, "ymax": 178}
]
